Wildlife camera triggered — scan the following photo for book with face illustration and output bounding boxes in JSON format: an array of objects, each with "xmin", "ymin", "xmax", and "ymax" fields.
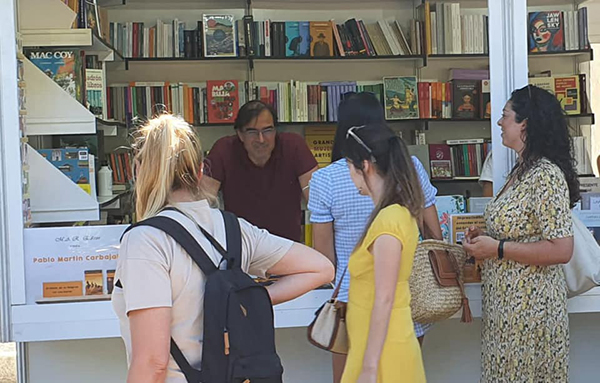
[{"xmin": 528, "ymin": 11, "xmax": 564, "ymax": 53}]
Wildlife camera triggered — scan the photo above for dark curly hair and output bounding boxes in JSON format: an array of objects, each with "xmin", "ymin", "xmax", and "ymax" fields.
[{"xmin": 509, "ymin": 85, "xmax": 580, "ymax": 207}]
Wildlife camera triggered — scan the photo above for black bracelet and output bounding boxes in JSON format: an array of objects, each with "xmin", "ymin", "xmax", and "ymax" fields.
[{"xmin": 498, "ymin": 240, "xmax": 506, "ymax": 260}]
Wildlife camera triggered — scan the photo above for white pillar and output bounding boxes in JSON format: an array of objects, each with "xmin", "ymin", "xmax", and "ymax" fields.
[
  {"xmin": 0, "ymin": 0, "xmax": 26, "ymax": 342},
  {"xmin": 488, "ymin": 0, "xmax": 529, "ymax": 192}
]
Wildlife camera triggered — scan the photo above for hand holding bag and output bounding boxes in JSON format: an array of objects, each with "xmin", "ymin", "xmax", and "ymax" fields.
[
  {"xmin": 563, "ymin": 214, "xmax": 600, "ymax": 298},
  {"xmin": 307, "ymin": 268, "xmax": 348, "ymax": 354}
]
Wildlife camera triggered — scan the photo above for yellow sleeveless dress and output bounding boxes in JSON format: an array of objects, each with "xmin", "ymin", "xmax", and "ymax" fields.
[{"xmin": 341, "ymin": 205, "xmax": 426, "ymax": 383}]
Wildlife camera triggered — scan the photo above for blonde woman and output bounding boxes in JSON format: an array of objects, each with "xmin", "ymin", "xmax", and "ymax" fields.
[{"xmin": 112, "ymin": 114, "xmax": 334, "ymax": 383}]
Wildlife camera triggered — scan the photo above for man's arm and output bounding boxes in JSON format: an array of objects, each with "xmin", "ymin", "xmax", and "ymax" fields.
[
  {"xmin": 299, "ymin": 166, "xmax": 319, "ymax": 201},
  {"xmin": 312, "ymin": 222, "xmax": 335, "ymax": 266},
  {"xmin": 422, "ymin": 205, "xmax": 443, "ymax": 240}
]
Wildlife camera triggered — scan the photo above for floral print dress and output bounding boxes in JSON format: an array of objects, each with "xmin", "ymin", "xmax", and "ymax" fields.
[{"xmin": 482, "ymin": 158, "xmax": 573, "ymax": 382}]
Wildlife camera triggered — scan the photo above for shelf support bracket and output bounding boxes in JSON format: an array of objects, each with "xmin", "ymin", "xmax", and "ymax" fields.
[{"xmin": 488, "ymin": 0, "xmax": 529, "ymax": 193}]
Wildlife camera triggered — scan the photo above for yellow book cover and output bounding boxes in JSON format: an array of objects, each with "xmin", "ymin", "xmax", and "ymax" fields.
[
  {"xmin": 554, "ymin": 75, "xmax": 580, "ymax": 115},
  {"xmin": 305, "ymin": 126, "xmax": 335, "ymax": 167}
]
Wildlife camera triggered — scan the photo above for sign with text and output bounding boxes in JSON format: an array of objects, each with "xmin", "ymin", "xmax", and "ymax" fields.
[{"xmin": 24, "ymin": 225, "xmax": 127, "ymax": 304}]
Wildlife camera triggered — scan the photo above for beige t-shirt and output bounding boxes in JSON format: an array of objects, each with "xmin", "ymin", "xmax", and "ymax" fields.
[{"xmin": 112, "ymin": 200, "xmax": 293, "ymax": 383}]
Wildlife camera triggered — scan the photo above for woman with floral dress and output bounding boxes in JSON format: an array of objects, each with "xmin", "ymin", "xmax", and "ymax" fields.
[{"xmin": 463, "ymin": 85, "xmax": 579, "ymax": 382}]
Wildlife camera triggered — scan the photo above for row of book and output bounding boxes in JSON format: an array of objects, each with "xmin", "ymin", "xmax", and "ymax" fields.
[
  {"xmin": 106, "ymin": 72, "xmax": 591, "ymax": 126},
  {"xmin": 418, "ymin": 2, "xmax": 489, "ymax": 55},
  {"xmin": 429, "ymin": 140, "xmax": 491, "ymax": 180},
  {"xmin": 107, "ymin": 152, "xmax": 133, "ymax": 185}
]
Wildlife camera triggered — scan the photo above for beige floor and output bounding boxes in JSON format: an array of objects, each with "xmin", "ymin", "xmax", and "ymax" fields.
[{"xmin": 0, "ymin": 343, "xmax": 16, "ymax": 383}]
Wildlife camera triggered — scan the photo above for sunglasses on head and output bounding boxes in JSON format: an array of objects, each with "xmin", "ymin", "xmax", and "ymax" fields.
[{"xmin": 346, "ymin": 125, "xmax": 376, "ymax": 163}]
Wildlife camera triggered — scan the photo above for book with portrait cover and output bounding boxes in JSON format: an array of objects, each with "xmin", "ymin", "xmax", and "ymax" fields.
[
  {"xmin": 310, "ymin": 21, "xmax": 334, "ymax": 57},
  {"xmin": 528, "ymin": 11, "xmax": 565, "ymax": 52},
  {"xmin": 26, "ymin": 48, "xmax": 85, "ymax": 103},
  {"xmin": 203, "ymin": 14, "xmax": 237, "ymax": 57},
  {"xmin": 206, "ymin": 80, "xmax": 240, "ymax": 123},
  {"xmin": 383, "ymin": 76, "xmax": 419, "ymax": 120},
  {"xmin": 452, "ymin": 80, "xmax": 480, "ymax": 119}
]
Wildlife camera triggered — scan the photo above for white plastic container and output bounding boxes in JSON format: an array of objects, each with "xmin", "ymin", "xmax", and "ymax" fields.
[{"xmin": 98, "ymin": 165, "xmax": 113, "ymax": 197}]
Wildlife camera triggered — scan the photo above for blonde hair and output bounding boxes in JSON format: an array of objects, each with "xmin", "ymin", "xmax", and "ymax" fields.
[{"xmin": 133, "ymin": 114, "xmax": 214, "ymax": 220}]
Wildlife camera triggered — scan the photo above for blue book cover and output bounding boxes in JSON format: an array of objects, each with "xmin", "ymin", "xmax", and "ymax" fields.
[
  {"xmin": 435, "ymin": 195, "xmax": 467, "ymax": 243},
  {"xmin": 298, "ymin": 21, "xmax": 310, "ymax": 57},
  {"xmin": 285, "ymin": 22, "xmax": 301, "ymax": 57}
]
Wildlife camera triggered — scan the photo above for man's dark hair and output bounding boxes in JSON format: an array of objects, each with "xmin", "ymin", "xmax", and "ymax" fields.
[{"xmin": 234, "ymin": 100, "xmax": 278, "ymax": 130}]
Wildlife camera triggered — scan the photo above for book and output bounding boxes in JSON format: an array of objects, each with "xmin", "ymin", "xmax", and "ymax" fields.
[
  {"xmin": 85, "ymin": 68, "xmax": 104, "ymax": 117},
  {"xmin": 310, "ymin": 21, "xmax": 334, "ymax": 57},
  {"xmin": 26, "ymin": 49, "xmax": 84, "ymax": 103},
  {"xmin": 529, "ymin": 76, "xmax": 555, "ymax": 94},
  {"xmin": 555, "ymin": 76, "xmax": 580, "ymax": 115},
  {"xmin": 285, "ymin": 22, "xmax": 302, "ymax": 57},
  {"xmin": 203, "ymin": 15, "xmax": 237, "ymax": 57},
  {"xmin": 528, "ymin": 11, "xmax": 564, "ymax": 52},
  {"xmin": 305, "ymin": 126, "xmax": 335, "ymax": 168},
  {"xmin": 84, "ymin": 0, "xmax": 101, "ymax": 37},
  {"xmin": 481, "ymin": 79, "xmax": 491, "ymax": 119},
  {"xmin": 435, "ymin": 195, "xmax": 467, "ymax": 243},
  {"xmin": 298, "ymin": 22, "xmax": 311, "ymax": 57},
  {"xmin": 383, "ymin": 76, "xmax": 419, "ymax": 120},
  {"xmin": 452, "ymin": 80, "xmax": 480, "ymax": 119},
  {"xmin": 429, "ymin": 144, "xmax": 452, "ymax": 179},
  {"xmin": 206, "ymin": 80, "xmax": 240, "ymax": 123}
]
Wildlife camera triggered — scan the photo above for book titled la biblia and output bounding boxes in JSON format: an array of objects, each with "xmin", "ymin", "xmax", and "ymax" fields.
[{"xmin": 206, "ymin": 80, "xmax": 239, "ymax": 123}]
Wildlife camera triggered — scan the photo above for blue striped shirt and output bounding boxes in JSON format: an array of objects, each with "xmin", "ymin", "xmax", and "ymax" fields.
[{"xmin": 308, "ymin": 157, "xmax": 437, "ymax": 336}]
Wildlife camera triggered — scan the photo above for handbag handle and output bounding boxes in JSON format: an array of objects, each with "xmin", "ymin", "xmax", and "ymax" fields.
[
  {"xmin": 330, "ymin": 266, "xmax": 348, "ymax": 300},
  {"xmin": 446, "ymin": 249, "xmax": 473, "ymax": 323}
]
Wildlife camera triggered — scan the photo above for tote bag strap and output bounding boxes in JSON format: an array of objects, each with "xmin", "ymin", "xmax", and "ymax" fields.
[{"xmin": 331, "ymin": 266, "xmax": 348, "ymax": 300}]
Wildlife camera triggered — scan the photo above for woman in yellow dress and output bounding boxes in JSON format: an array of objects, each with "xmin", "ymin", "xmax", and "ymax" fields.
[{"xmin": 341, "ymin": 123, "xmax": 426, "ymax": 383}]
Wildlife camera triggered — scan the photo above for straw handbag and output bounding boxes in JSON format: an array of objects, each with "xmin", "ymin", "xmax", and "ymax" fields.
[
  {"xmin": 409, "ymin": 239, "xmax": 472, "ymax": 324},
  {"xmin": 307, "ymin": 269, "xmax": 348, "ymax": 354}
]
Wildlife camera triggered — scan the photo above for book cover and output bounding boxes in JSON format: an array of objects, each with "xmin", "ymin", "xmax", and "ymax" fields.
[
  {"xmin": 528, "ymin": 11, "xmax": 565, "ymax": 52},
  {"xmin": 85, "ymin": 270, "xmax": 103, "ymax": 296},
  {"xmin": 435, "ymin": 195, "xmax": 467, "ymax": 243},
  {"xmin": 85, "ymin": 68, "xmax": 104, "ymax": 117},
  {"xmin": 481, "ymin": 79, "xmax": 491, "ymax": 119},
  {"xmin": 383, "ymin": 76, "xmax": 419, "ymax": 120},
  {"xmin": 452, "ymin": 80, "xmax": 480, "ymax": 119},
  {"xmin": 299, "ymin": 21, "xmax": 311, "ymax": 57},
  {"xmin": 285, "ymin": 22, "xmax": 302, "ymax": 57},
  {"xmin": 555, "ymin": 76, "xmax": 580, "ymax": 115},
  {"xmin": 84, "ymin": 0, "xmax": 101, "ymax": 36},
  {"xmin": 206, "ymin": 80, "xmax": 240, "ymax": 123},
  {"xmin": 429, "ymin": 144, "xmax": 452, "ymax": 179},
  {"xmin": 529, "ymin": 76, "xmax": 555, "ymax": 94},
  {"xmin": 27, "ymin": 49, "xmax": 84, "ymax": 103},
  {"xmin": 310, "ymin": 21, "xmax": 334, "ymax": 57},
  {"xmin": 305, "ymin": 126, "xmax": 336, "ymax": 168},
  {"xmin": 203, "ymin": 15, "xmax": 237, "ymax": 57}
]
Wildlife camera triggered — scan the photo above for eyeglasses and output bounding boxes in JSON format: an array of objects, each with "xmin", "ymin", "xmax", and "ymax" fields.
[
  {"xmin": 243, "ymin": 126, "xmax": 276, "ymax": 138},
  {"xmin": 346, "ymin": 125, "xmax": 376, "ymax": 163}
]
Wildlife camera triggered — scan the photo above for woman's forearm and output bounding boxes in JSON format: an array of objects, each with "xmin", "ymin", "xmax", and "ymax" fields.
[
  {"xmin": 504, "ymin": 237, "xmax": 573, "ymax": 266},
  {"xmin": 266, "ymin": 272, "xmax": 329, "ymax": 305}
]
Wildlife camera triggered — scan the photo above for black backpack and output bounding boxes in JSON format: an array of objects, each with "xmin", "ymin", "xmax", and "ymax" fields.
[{"xmin": 120, "ymin": 208, "xmax": 284, "ymax": 383}]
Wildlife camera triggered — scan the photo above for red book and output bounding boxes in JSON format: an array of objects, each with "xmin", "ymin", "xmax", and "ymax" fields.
[
  {"xmin": 429, "ymin": 144, "xmax": 452, "ymax": 179},
  {"xmin": 206, "ymin": 80, "xmax": 240, "ymax": 124},
  {"xmin": 260, "ymin": 86, "xmax": 269, "ymax": 105}
]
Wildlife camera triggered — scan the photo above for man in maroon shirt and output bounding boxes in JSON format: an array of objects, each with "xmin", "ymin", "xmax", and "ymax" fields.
[{"xmin": 204, "ymin": 100, "xmax": 318, "ymax": 241}]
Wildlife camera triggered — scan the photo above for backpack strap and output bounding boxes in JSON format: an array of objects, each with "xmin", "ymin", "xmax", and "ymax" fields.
[
  {"xmin": 121, "ymin": 216, "xmax": 218, "ymax": 275},
  {"xmin": 221, "ymin": 210, "xmax": 242, "ymax": 270},
  {"xmin": 170, "ymin": 339, "xmax": 202, "ymax": 383}
]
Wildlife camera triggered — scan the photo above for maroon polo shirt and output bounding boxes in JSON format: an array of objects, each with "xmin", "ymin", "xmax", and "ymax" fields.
[{"xmin": 206, "ymin": 132, "xmax": 317, "ymax": 241}]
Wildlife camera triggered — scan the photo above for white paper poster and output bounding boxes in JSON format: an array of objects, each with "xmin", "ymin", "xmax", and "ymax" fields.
[{"xmin": 24, "ymin": 225, "xmax": 127, "ymax": 304}]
